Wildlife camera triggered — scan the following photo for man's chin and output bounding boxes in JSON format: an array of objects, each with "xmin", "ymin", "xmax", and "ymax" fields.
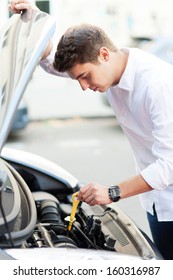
[{"xmin": 98, "ymin": 87, "xmax": 108, "ymax": 93}]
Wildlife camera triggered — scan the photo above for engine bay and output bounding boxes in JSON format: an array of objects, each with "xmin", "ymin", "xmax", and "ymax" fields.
[{"xmin": 0, "ymin": 156, "xmax": 158, "ymax": 260}]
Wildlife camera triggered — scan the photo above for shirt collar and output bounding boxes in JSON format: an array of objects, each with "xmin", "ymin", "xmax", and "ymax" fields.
[{"xmin": 114, "ymin": 47, "xmax": 136, "ymax": 92}]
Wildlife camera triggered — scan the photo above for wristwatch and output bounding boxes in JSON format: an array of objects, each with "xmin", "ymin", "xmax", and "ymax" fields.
[{"xmin": 108, "ymin": 186, "xmax": 121, "ymax": 202}]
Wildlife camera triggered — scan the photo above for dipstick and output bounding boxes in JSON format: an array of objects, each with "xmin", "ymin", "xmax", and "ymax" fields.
[{"xmin": 67, "ymin": 192, "xmax": 80, "ymax": 231}]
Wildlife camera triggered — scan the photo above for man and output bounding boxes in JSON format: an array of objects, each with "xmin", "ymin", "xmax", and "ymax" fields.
[{"xmin": 9, "ymin": 0, "xmax": 173, "ymax": 259}]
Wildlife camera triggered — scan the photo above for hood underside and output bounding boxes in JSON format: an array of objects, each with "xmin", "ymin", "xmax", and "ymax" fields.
[{"xmin": 0, "ymin": 9, "xmax": 56, "ymax": 152}]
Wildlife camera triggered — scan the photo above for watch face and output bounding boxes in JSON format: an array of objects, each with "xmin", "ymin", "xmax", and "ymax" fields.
[
  {"xmin": 111, "ymin": 188, "xmax": 118, "ymax": 197},
  {"xmin": 109, "ymin": 186, "xmax": 121, "ymax": 202}
]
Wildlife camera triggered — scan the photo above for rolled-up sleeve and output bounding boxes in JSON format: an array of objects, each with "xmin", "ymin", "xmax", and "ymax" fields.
[
  {"xmin": 40, "ymin": 50, "xmax": 68, "ymax": 78},
  {"xmin": 140, "ymin": 82, "xmax": 173, "ymax": 190}
]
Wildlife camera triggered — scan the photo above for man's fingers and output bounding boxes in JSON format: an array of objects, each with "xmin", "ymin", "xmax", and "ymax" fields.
[
  {"xmin": 8, "ymin": 1, "xmax": 39, "ymax": 13},
  {"xmin": 8, "ymin": 3, "xmax": 20, "ymax": 14}
]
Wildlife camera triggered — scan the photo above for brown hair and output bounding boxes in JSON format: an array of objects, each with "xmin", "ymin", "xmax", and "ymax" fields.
[{"xmin": 53, "ymin": 23, "xmax": 118, "ymax": 72}]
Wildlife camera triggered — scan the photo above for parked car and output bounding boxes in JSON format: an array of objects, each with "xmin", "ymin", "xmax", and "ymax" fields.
[
  {"xmin": 10, "ymin": 99, "xmax": 29, "ymax": 134},
  {"xmin": 0, "ymin": 9, "xmax": 163, "ymax": 260},
  {"xmin": 139, "ymin": 35, "xmax": 173, "ymax": 64}
]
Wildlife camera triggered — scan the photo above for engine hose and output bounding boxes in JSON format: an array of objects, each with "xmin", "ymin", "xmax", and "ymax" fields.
[
  {"xmin": 73, "ymin": 223, "xmax": 98, "ymax": 249},
  {"xmin": 40, "ymin": 200, "xmax": 63, "ymax": 224}
]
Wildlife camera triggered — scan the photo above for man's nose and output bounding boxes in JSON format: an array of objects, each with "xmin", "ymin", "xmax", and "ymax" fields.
[{"xmin": 79, "ymin": 79, "xmax": 90, "ymax": 91}]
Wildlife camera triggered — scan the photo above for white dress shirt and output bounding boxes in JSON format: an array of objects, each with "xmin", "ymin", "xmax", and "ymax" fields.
[
  {"xmin": 107, "ymin": 48, "xmax": 173, "ymax": 221},
  {"xmin": 40, "ymin": 48, "xmax": 173, "ymax": 221}
]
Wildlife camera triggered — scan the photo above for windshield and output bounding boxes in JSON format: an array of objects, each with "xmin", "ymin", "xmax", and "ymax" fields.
[{"xmin": 0, "ymin": 9, "xmax": 55, "ymax": 152}]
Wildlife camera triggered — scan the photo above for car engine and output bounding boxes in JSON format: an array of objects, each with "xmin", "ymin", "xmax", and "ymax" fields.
[{"xmin": 0, "ymin": 158, "xmax": 118, "ymax": 251}]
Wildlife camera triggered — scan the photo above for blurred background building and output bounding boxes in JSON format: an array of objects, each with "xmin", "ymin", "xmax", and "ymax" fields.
[
  {"xmin": 1, "ymin": 0, "xmax": 173, "ymax": 121},
  {"xmin": 2, "ymin": 0, "xmax": 173, "ymax": 46}
]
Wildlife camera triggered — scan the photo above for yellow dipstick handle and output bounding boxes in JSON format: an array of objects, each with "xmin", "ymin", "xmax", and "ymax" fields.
[{"xmin": 68, "ymin": 192, "xmax": 80, "ymax": 231}]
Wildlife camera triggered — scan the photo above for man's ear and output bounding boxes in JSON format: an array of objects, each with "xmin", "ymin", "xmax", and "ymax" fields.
[{"xmin": 98, "ymin": 47, "xmax": 109, "ymax": 61}]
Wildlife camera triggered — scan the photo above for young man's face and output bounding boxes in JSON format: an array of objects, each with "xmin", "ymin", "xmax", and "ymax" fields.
[{"xmin": 67, "ymin": 48, "xmax": 121, "ymax": 93}]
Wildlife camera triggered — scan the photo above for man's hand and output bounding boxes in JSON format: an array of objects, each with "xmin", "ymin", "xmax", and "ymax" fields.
[
  {"xmin": 8, "ymin": 0, "xmax": 39, "ymax": 14},
  {"xmin": 9, "ymin": 0, "xmax": 53, "ymax": 59},
  {"xmin": 77, "ymin": 183, "xmax": 112, "ymax": 206}
]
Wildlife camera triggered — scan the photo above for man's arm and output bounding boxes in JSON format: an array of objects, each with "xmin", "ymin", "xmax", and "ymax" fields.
[
  {"xmin": 9, "ymin": 0, "xmax": 53, "ymax": 61},
  {"xmin": 77, "ymin": 174, "xmax": 153, "ymax": 206}
]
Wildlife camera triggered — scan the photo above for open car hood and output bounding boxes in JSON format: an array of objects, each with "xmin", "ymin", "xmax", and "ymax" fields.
[{"xmin": 0, "ymin": 9, "xmax": 56, "ymax": 152}]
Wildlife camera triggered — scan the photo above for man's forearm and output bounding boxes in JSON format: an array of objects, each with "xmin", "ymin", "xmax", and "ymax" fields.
[
  {"xmin": 119, "ymin": 174, "xmax": 153, "ymax": 199},
  {"xmin": 41, "ymin": 40, "xmax": 53, "ymax": 60}
]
